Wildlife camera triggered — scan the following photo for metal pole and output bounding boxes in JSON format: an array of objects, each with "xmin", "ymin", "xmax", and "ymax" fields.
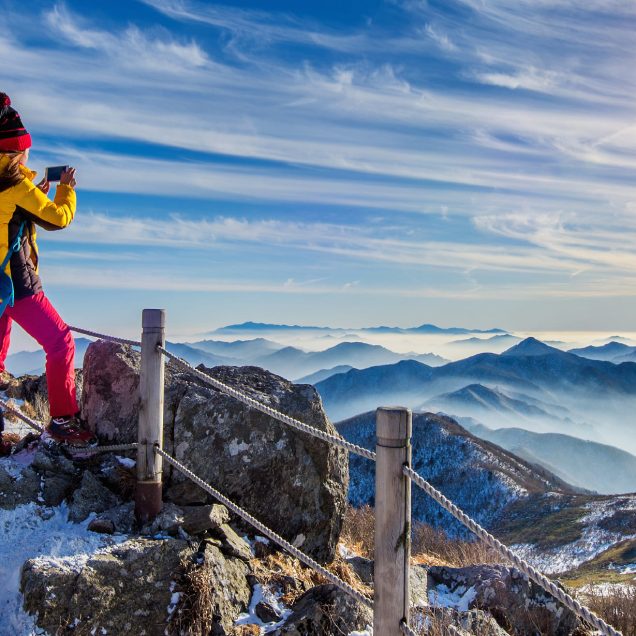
[
  {"xmin": 374, "ymin": 406, "xmax": 412, "ymax": 636},
  {"xmin": 135, "ymin": 308, "xmax": 165, "ymax": 524}
]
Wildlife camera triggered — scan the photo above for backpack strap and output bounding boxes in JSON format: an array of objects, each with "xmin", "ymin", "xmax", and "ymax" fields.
[
  {"xmin": 0, "ymin": 220, "xmax": 26, "ymax": 272},
  {"xmin": 0, "ymin": 220, "xmax": 27, "ymax": 316}
]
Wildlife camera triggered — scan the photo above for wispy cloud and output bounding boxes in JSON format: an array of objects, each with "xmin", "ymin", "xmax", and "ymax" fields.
[{"xmin": 2, "ymin": 0, "xmax": 635, "ymax": 329}]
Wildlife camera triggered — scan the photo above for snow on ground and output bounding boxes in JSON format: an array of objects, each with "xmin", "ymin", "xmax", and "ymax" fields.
[
  {"xmin": 428, "ymin": 583, "xmax": 477, "ymax": 612},
  {"xmin": 1, "ymin": 394, "xmax": 33, "ymax": 438},
  {"xmin": 512, "ymin": 499, "xmax": 636, "ymax": 574},
  {"xmin": 235, "ymin": 583, "xmax": 293, "ymax": 634},
  {"xmin": 0, "ymin": 452, "xmax": 125, "ymax": 636}
]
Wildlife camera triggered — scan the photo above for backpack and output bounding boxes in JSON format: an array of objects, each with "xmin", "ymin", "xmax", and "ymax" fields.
[{"xmin": 0, "ymin": 220, "xmax": 26, "ymax": 318}]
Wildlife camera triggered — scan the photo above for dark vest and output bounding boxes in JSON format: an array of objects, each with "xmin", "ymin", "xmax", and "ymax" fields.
[{"xmin": 7, "ymin": 207, "xmax": 43, "ymax": 300}]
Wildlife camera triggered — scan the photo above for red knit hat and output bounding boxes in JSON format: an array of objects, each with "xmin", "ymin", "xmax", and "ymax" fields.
[{"xmin": 0, "ymin": 93, "xmax": 32, "ymax": 152}]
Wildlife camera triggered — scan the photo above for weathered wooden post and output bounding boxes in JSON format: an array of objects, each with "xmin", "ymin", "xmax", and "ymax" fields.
[
  {"xmin": 135, "ymin": 308, "xmax": 165, "ymax": 524},
  {"xmin": 374, "ymin": 406, "xmax": 412, "ymax": 636}
]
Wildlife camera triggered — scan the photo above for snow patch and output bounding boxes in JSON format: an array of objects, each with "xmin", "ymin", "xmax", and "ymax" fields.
[
  {"xmin": 235, "ymin": 583, "xmax": 292, "ymax": 633},
  {"xmin": 0, "ymin": 501, "xmax": 123, "ymax": 635},
  {"xmin": 228, "ymin": 439, "xmax": 250, "ymax": 456},
  {"xmin": 429, "ymin": 583, "xmax": 477, "ymax": 612},
  {"xmin": 115, "ymin": 456, "xmax": 136, "ymax": 469}
]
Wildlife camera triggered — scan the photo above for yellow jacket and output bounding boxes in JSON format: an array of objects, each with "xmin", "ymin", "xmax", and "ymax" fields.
[{"xmin": 0, "ymin": 155, "xmax": 76, "ymax": 278}]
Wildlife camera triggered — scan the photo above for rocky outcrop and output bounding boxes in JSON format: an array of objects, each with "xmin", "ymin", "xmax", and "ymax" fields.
[
  {"xmin": 272, "ymin": 584, "xmax": 372, "ymax": 635},
  {"xmin": 68, "ymin": 470, "xmax": 121, "ymax": 522},
  {"xmin": 20, "ymin": 537, "xmax": 251, "ymax": 636},
  {"xmin": 427, "ymin": 564, "xmax": 585, "ymax": 635},
  {"xmin": 81, "ymin": 341, "xmax": 349, "ymax": 564},
  {"xmin": 0, "ymin": 463, "xmax": 39, "ymax": 508}
]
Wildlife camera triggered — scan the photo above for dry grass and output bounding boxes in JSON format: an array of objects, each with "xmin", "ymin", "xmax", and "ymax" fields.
[
  {"xmin": 1, "ymin": 431, "xmax": 21, "ymax": 444},
  {"xmin": 168, "ymin": 555, "xmax": 217, "ymax": 636},
  {"xmin": 584, "ymin": 585, "xmax": 636, "ymax": 636},
  {"xmin": 340, "ymin": 504, "xmax": 506, "ymax": 568},
  {"xmin": 251, "ymin": 549, "xmax": 373, "ymax": 607},
  {"xmin": 340, "ymin": 505, "xmax": 375, "ymax": 558},
  {"xmin": 411, "ymin": 522, "xmax": 507, "ymax": 568},
  {"xmin": 22, "ymin": 392, "xmax": 50, "ymax": 423}
]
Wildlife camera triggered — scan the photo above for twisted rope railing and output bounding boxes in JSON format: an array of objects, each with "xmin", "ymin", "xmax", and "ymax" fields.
[
  {"xmin": 68, "ymin": 325, "xmax": 141, "ymax": 348},
  {"xmin": 157, "ymin": 346, "xmax": 377, "ymax": 462},
  {"xmin": 155, "ymin": 445, "xmax": 373, "ymax": 610},
  {"xmin": 404, "ymin": 466, "xmax": 621, "ymax": 636},
  {"xmin": 0, "ymin": 396, "xmax": 45, "ymax": 433},
  {"xmin": 0, "ymin": 397, "xmax": 136, "ymax": 455}
]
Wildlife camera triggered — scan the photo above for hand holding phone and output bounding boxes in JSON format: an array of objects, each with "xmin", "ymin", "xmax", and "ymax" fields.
[
  {"xmin": 44, "ymin": 165, "xmax": 70, "ymax": 182},
  {"xmin": 60, "ymin": 167, "xmax": 77, "ymax": 188}
]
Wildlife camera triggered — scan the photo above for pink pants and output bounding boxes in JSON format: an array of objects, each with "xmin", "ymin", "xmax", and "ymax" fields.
[{"xmin": 0, "ymin": 292, "xmax": 78, "ymax": 418}]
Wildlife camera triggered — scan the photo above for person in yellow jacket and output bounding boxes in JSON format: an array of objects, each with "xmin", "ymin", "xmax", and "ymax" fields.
[{"xmin": 0, "ymin": 92, "xmax": 95, "ymax": 451}]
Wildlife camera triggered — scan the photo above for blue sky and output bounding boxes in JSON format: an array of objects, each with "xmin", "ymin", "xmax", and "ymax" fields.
[{"xmin": 1, "ymin": 0, "xmax": 635, "ymax": 344}]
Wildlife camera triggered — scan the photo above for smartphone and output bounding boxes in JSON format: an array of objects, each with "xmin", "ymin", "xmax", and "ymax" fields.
[{"xmin": 44, "ymin": 165, "xmax": 70, "ymax": 182}]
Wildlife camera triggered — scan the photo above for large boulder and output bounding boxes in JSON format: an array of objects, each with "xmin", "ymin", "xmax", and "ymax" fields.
[
  {"xmin": 81, "ymin": 342, "xmax": 348, "ymax": 564},
  {"xmin": 21, "ymin": 537, "xmax": 251, "ymax": 636},
  {"xmin": 428, "ymin": 564, "xmax": 585, "ymax": 635},
  {"xmin": 81, "ymin": 341, "xmax": 142, "ymax": 441}
]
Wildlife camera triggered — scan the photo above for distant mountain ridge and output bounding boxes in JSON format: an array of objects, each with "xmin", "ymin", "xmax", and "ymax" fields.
[
  {"xmin": 316, "ymin": 337, "xmax": 636, "ymax": 421},
  {"xmin": 213, "ymin": 321, "xmax": 507, "ymax": 335},
  {"xmin": 569, "ymin": 341, "xmax": 636, "ymax": 364},
  {"xmin": 459, "ymin": 417, "xmax": 636, "ymax": 495}
]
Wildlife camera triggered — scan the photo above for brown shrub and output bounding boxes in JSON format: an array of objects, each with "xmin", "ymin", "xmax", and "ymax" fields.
[
  {"xmin": 251, "ymin": 549, "xmax": 373, "ymax": 607},
  {"xmin": 340, "ymin": 504, "xmax": 506, "ymax": 568},
  {"xmin": 412, "ymin": 522, "xmax": 507, "ymax": 568},
  {"xmin": 168, "ymin": 556, "xmax": 217, "ymax": 636},
  {"xmin": 585, "ymin": 585, "xmax": 636, "ymax": 636}
]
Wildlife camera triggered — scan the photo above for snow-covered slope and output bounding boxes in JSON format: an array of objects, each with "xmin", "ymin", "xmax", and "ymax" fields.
[
  {"xmin": 337, "ymin": 411, "xmax": 581, "ymax": 538},
  {"xmin": 337, "ymin": 411, "xmax": 636, "ymax": 577}
]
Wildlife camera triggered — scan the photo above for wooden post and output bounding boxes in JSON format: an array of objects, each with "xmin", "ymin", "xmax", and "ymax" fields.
[
  {"xmin": 135, "ymin": 308, "xmax": 165, "ymax": 524},
  {"xmin": 374, "ymin": 406, "xmax": 412, "ymax": 636}
]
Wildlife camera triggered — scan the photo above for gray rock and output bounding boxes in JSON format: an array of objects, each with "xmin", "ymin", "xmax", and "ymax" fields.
[
  {"xmin": 256, "ymin": 600, "xmax": 283, "ymax": 623},
  {"xmin": 141, "ymin": 502, "xmax": 184, "ymax": 536},
  {"xmin": 92, "ymin": 501, "xmax": 135, "ymax": 534},
  {"xmin": 68, "ymin": 471, "xmax": 121, "ymax": 523},
  {"xmin": 273, "ymin": 584, "xmax": 372, "ymax": 635},
  {"xmin": 410, "ymin": 564, "xmax": 428, "ymax": 608},
  {"xmin": 346, "ymin": 555, "xmax": 373, "ymax": 585},
  {"xmin": 20, "ymin": 537, "xmax": 251, "ymax": 636},
  {"xmin": 410, "ymin": 606, "xmax": 511, "ymax": 635},
  {"xmin": 0, "ymin": 464, "xmax": 40, "ymax": 508},
  {"xmin": 87, "ymin": 518, "xmax": 115, "ymax": 534},
  {"xmin": 213, "ymin": 523, "xmax": 252, "ymax": 562},
  {"xmin": 81, "ymin": 342, "xmax": 349, "ymax": 564},
  {"xmin": 31, "ymin": 443, "xmax": 80, "ymax": 506},
  {"xmin": 182, "ymin": 503, "xmax": 230, "ymax": 534},
  {"xmin": 428, "ymin": 564, "xmax": 584, "ymax": 635}
]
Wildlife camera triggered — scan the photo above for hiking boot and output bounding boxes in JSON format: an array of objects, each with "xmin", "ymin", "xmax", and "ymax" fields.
[{"xmin": 46, "ymin": 416, "xmax": 97, "ymax": 447}]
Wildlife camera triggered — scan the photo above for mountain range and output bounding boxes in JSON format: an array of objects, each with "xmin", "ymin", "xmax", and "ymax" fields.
[
  {"xmin": 5, "ymin": 337, "xmax": 446, "ymax": 383},
  {"xmin": 569, "ymin": 341, "xmax": 636, "ymax": 364},
  {"xmin": 212, "ymin": 321, "xmax": 507, "ymax": 335},
  {"xmin": 458, "ymin": 417, "xmax": 636, "ymax": 494},
  {"xmin": 315, "ymin": 338, "xmax": 636, "ymax": 429}
]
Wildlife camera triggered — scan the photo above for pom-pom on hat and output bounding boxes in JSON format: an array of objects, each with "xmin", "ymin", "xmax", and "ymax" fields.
[{"xmin": 0, "ymin": 93, "xmax": 32, "ymax": 152}]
